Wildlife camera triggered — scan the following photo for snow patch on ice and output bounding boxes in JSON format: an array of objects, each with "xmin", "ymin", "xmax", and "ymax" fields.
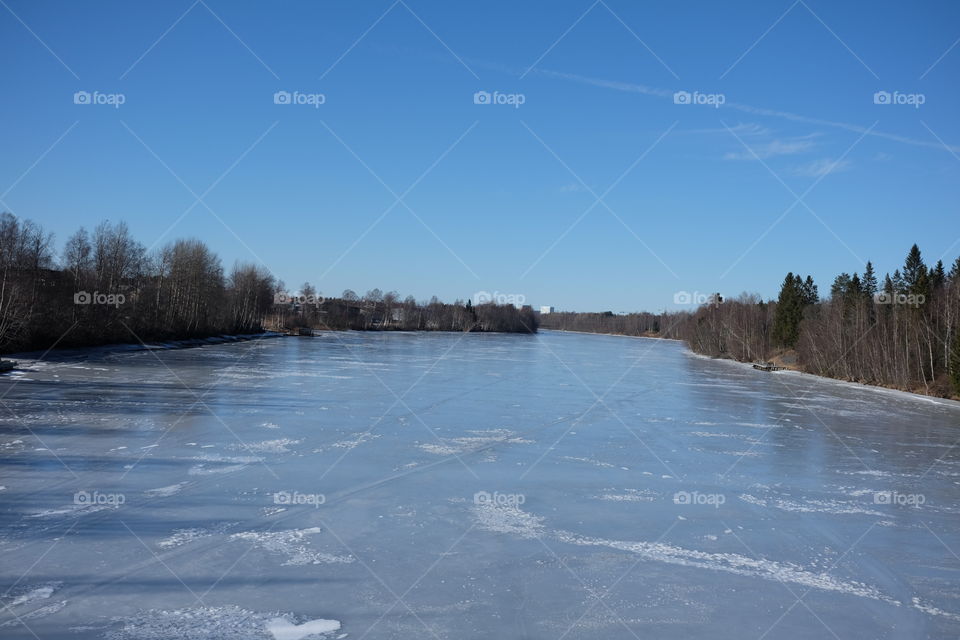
[
  {"xmin": 327, "ymin": 432, "xmax": 380, "ymax": 451},
  {"xmin": 834, "ymin": 486, "xmax": 874, "ymax": 498},
  {"xmin": 595, "ymin": 488, "xmax": 657, "ymax": 502},
  {"xmin": 158, "ymin": 523, "xmax": 236, "ymax": 549},
  {"xmin": 0, "ymin": 583, "xmax": 67, "ymax": 628},
  {"xmin": 230, "ymin": 528, "xmax": 353, "ymax": 566},
  {"xmin": 188, "ymin": 454, "xmax": 261, "ymax": 475},
  {"xmin": 145, "ymin": 482, "xmax": 188, "ymax": 497},
  {"xmin": 189, "ymin": 464, "xmax": 246, "ymax": 476},
  {"xmin": 418, "ymin": 443, "xmax": 462, "ymax": 456},
  {"xmin": 469, "ymin": 502, "xmax": 915, "ymax": 612},
  {"xmin": 159, "ymin": 528, "xmax": 211, "ymax": 549},
  {"xmin": 192, "ymin": 454, "xmax": 262, "ymax": 463},
  {"xmin": 26, "ymin": 503, "xmax": 114, "ymax": 518},
  {"xmin": 739, "ymin": 493, "xmax": 884, "ymax": 516},
  {"xmin": 236, "ymin": 439, "xmax": 301, "ymax": 454},
  {"xmin": 0, "ymin": 600, "xmax": 67, "ymax": 627},
  {"xmin": 418, "ymin": 429, "xmax": 532, "ymax": 456},
  {"xmin": 837, "ymin": 469, "xmax": 919, "ymax": 479},
  {"xmin": 715, "ymin": 449, "xmax": 764, "ymax": 458},
  {"xmin": 734, "ymin": 422, "xmax": 782, "ymax": 429},
  {"xmin": 911, "ymin": 597, "xmax": 960, "ymax": 621},
  {"xmin": 561, "ymin": 456, "xmax": 614, "ymax": 469},
  {"xmin": 106, "ymin": 606, "xmax": 341, "ymax": 640},
  {"xmin": 472, "ymin": 503, "xmax": 544, "ymax": 539},
  {"xmin": 3, "ymin": 582, "xmax": 60, "ymax": 609},
  {"xmin": 554, "ymin": 530, "xmax": 897, "ymax": 604},
  {"xmin": 690, "ymin": 431, "xmax": 754, "ymax": 440},
  {"xmin": 266, "ymin": 617, "xmax": 341, "ymax": 639}
]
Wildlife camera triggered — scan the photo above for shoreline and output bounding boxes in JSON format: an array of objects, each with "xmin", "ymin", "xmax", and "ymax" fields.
[
  {"xmin": 5, "ymin": 331, "xmax": 285, "ymax": 363},
  {"xmin": 545, "ymin": 328, "xmax": 960, "ymax": 407},
  {"xmin": 540, "ymin": 328, "xmax": 683, "ymax": 342},
  {"xmin": 2, "ymin": 327, "xmax": 535, "ymax": 364},
  {"xmin": 685, "ymin": 348, "xmax": 960, "ymax": 408}
]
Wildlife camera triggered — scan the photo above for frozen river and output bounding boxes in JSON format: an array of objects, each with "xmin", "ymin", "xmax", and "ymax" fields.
[{"xmin": 1, "ymin": 330, "xmax": 959, "ymax": 639}]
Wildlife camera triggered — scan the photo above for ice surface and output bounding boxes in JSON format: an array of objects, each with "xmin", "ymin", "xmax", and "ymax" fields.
[{"xmin": 1, "ymin": 332, "xmax": 960, "ymax": 638}]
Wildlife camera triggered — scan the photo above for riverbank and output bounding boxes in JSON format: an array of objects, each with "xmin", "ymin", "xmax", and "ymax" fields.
[
  {"xmin": 705, "ymin": 350, "xmax": 959, "ymax": 401},
  {"xmin": 545, "ymin": 328, "xmax": 960, "ymax": 402},
  {"xmin": 683, "ymin": 348, "xmax": 960, "ymax": 409},
  {"xmin": 541, "ymin": 328, "xmax": 682, "ymax": 342},
  {"xmin": 5, "ymin": 331, "xmax": 285, "ymax": 363},
  {"xmin": 3, "ymin": 325, "xmax": 542, "ymax": 365}
]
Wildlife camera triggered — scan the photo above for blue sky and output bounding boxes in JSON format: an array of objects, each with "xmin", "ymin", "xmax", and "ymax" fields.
[{"xmin": 2, "ymin": 0, "xmax": 958, "ymax": 311}]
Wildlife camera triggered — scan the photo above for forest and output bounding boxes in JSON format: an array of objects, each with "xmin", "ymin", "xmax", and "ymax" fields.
[
  {"xmin": 0, "ymin": 213, "xmax": 537, "ymax": 354},
  {"xmin": 541, "ymin": 244, "xmax": 960, "ymax": 398}
]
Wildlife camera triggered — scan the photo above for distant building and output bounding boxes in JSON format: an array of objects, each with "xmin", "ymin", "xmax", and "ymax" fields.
[{"xmin": 540, "ymin": 306, "xmax": 554, "ymax": 314}]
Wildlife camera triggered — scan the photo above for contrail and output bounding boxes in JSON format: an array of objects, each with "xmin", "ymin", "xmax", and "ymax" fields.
[{"xmin": 532, "ymin": 68, "xmax": 960, "ymax": 154}]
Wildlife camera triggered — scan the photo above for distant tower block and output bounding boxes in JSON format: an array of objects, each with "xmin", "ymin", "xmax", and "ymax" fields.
[{"xmin": 540, "ymin": 306, "xmax": 554, "ymax": 314}]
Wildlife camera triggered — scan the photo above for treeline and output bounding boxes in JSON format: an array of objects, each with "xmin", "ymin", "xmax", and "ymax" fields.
[
  {"xmin": 541, "ymin": 244, "xmax": 960, "ymax": 398},
  {"xmin": 273, "ymin": 288, "xmax": 537, "ymax": 333},
  {"xmin": 538, "ymin": 310, "xmax": 671, "ymax": 337},
  {"xmin": 0, "ymin": 213, "xmax": 536, "ymax": 354}
]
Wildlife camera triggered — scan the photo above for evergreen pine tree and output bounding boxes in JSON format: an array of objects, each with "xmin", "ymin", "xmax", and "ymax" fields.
[
  {"xmin": 772, "ymin": 273, "xmax": 812, "ymax": 349},
  {"xmin": 892, "ymin": 269, "xmax": 905, "ymax": 292},
  {"xmin": 862, "ymin": 261, "xmax": 878, "ymax": 297},
  {"xmin": 848, "ymin": 273, "xmax": 862, "ymax": 298},
  {"xmin": 949, "ymin": 256, "xmax": 960, "ymax": 281},
  {"xmin": 772, "ymin": 273, "xmax": 795, "ymax": 347},
  {"xmin": 914, "ymin": 268, "xmax": 931, "ymax": 303},
  {"xmin": 903, "ymin": 244, "xmax": 926, "ymax": 292},
  {"xmin": 931, "ymin": 260, "xmax": 946, "ymax": 290},
  {"xmin": 879, "ymin": 274, "xmax": 895, "ymax": 310},
  {"xmin": 831, "ymin": 273, "xmax": 852, "ymax": 299},
  {"xmin": 802, "ymin": 275, "xmax": 819, "ymax": 304}
]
